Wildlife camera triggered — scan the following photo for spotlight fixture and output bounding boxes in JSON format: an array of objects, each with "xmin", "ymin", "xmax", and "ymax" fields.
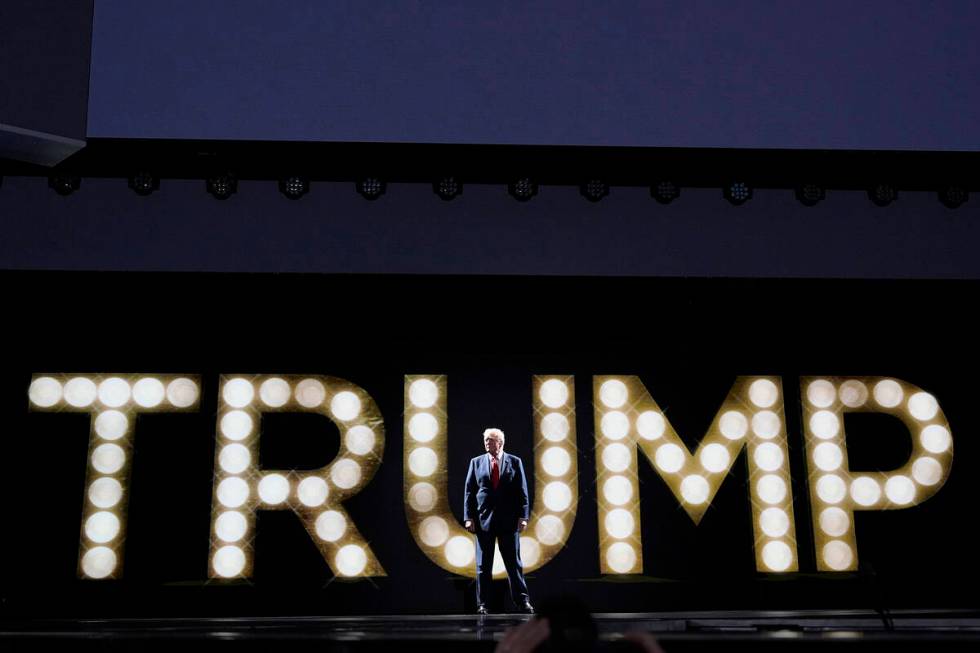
[
  {"xmin": 723, "ymin": 182, "xmax": 752, "ymax": 206},
  {"xmin": 795, "ymin": 184, "xmax": 825, "ymax": 207},
  {"xmin": 279, "ymin": 176, "xmax": 309, "ymax": 200},
  {"xmin": 651, "ymin": 181, "xmax": 680, "ymax": 204},
  {"xmin": 356, "ymin": 177, "xmax": 386, "ymax": 200},
  {"xmin": 508, "ymin": 177, "xmax": 538, "ymax": 202},
  {"xmin": 128, "ymin": 172, "xmax": 159, "ymax": 196},
  {"xmin": 868, "ymin": 183, "xmax": 897, "ymax": 207},
  {"xmin": 938, "ymin": 186, "xmax": 968, "ymax": 209},
  {"xmin": 206, "ymin": 173, "xmax": 238, "ymax": 200},
  {"xmin": 434, "ymin": 176, "xmax": 462, "ymax": 201},
  {"xmin": 580, "ymin": 179, "xmax": 609, "ymax": 202},
  {"xmin": 49, "ymin": 174, "xmax": 81, "ymax": 196}
]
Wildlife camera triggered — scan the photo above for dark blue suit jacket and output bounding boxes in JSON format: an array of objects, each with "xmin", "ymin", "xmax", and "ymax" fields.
[{"xmin": 464, "ymin": 452, "xmax": 530, "ymax": 533}]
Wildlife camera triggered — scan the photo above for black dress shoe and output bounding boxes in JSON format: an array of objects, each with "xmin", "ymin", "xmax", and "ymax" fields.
[
  {"xmin": 520, "ymin": 601, "xmax": 535, "ymax": 614},
  {"xmin": 477, "ymin": 604, "xmax": 489, "ymax": 615}
]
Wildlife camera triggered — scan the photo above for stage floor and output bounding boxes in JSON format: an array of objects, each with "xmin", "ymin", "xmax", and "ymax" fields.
[{"xmin": 4, "ymin": 610, "xmax": 980, "ymax": 651}]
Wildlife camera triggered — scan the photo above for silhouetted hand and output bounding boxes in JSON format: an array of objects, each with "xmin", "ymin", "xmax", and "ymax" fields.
[
  {"xmin": 623, "ymin": 631, "xmax": 665, "ymax": 653},
  {"xmin": 495, "ymin": 617, "xmax": 550, "ymax": 653},
  {"xmin": 464, "ymin": 520, "xmax": 476, "ymax": 533}
]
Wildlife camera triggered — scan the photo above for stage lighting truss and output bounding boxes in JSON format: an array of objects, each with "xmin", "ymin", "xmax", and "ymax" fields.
[
  {"xmin": 508, "ymin": 177, "xmax": 538, "ymax": 202},
  {"xmin": 801, "ymin": 377, "xmax": 952, "ymax": 572},
  {"xmin": 868, "ymin": 183, "xmax": 897, "ymax": 207},
  {"xmin": 723, "ymin": 182, "xmax": 753, "ymax": 206},
  {"xmin": 939, "ymin": 186, "xmax": 969, "ymax": 209},
  {"xmin": 795, "ymin": 184, "xmax": 825, "ymax": 207},
  {"xmin": 128, "ymin": 172, "xmax": 160, "ymax": 196},
  {"xmin": 403, "ymin": 375, "xmax": 578, "ymax": 579},
  {"xmin": 356, "ymin": 177, "xmax": 387, "ymax": 200},
  {"xmin": 209, "ymin": 375, "xmax": 387, "ymax": 579},
  {"xmin": 28, "ymin": 374, "xmax": 202, "ymax": 579},
  {"xmin": 650, "ymin": 181, "xmax": 680, "ymax": 204},
  {"xmin": 206, "ymin": 173, "xmax": 238, "ymax": 200},
  {"xmin": 434, "ymin": 177, "xmax": 462, "ymax": 201},
  {"xmin": 593, "ymin": 376, "xmax": 799, "ymax": 574},
  {"xmin": 580, "ymin": 179, "xmax": 609, "ymax": 202},
  {"xmin": 48, "ymin": 174, "xmax": 81, "ymax": 196},
  {"xmin": 279, "ymin": 176, "xmax": 309, "ymax": 200}
]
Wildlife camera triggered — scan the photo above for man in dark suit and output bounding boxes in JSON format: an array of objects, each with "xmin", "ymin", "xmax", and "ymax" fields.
[{"xmin": 464, "ymin": 427, "xmax": 534, "ymax": 615}]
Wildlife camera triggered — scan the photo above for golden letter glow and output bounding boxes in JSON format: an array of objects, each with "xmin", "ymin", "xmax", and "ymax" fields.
[
  {"xmin": 593, "ymin": 376, "xmax": 799, "ymax": 574},
  {"xmin": 209, "ymin": 375, "xmax": 386, "ymax": 579},
  {"xmin": 28, "ymin": 374, "xmax": 201, "ymax": 579},
  {"xmin": 801, "ymin": 377, "xmax": 952, "ymax": 572},
  {"xmin": 403, "ymin": 375, "xmax": 578, "ymax": 578}
]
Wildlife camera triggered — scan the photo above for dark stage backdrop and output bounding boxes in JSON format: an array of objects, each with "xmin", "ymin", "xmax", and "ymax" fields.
[{"xmin": 1, "ymin": 272, "xmax": 976, "ymax": 617}]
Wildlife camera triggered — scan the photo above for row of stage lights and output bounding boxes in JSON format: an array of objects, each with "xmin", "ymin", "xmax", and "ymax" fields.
[{"xmin": 21, "ymin": 173, "xmax": 973, "ymax": 208}]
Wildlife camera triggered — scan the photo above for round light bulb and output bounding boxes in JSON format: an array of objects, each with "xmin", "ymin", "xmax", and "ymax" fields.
[
  {"xmin": 540, "ymin": 379, "xmax": 571, "ymax": 408},
  {"xmin": 330, "ymin": 391, "xmax": 361, "ymax": 421},
  {"xmin": 98, "ymin": 377, "xmax": 131, "ymax": 408},
  {"xmin": 541, "ymin": 413, "xmax": 570, "ymax": 442},
  {"xmin": 408, "ymin": 447, "xmax": 438, "ymax": 477},
  {"xmin": 636, "ymin": 411, "xmax": 666, "ymax": 440},
  {"xmin": 873, "ymin": 379, "xmax": 903, "ymax": 408},
  {"xmin": 345, "ymin": 425, "xmax": 376, "ymax": 455},
  {"xmin": 839, "ymin": 380, "xmax": 868, "ymax": 408},
  {"xmin": 598, "ymin": 380, "xmax": 628, "ymax": 409},
  {"xmin": 535, "ymin": 515, "xmax": 565, "ymax": 546},
  {"xmin": 408, "ymin": 413, "xmax": 439, "ymax": 442},
  {"xmin": 408, "ymin": 482, "xmax": 438, "ymax": 512},
  {"xmin": 752, "ymin": 411, "xmax": 781, "ymax": 439},
  {"xmin": 806, "ymin": 380, "xmax": 836, "ymax": 408},
  {"xmin": 297, "ymin": 477, "xmax": 329, "ymax": 507},
  {"xmin": 719, "ymin": 411, "xmax": 748, "ymax": 440},
  {"xmin": 409, "ymin": 379, "xmax": 439, "ymax": 408},
  {"xmin": 29, "ymin": 377, "xmax": 62, "ymax": 407},
  {"xmin": 600, "ymin": 411, "xmax": 630, "ymax": 440},
  {"xmin": 542, "ymin": 482, "xmax": 572, "ymax": 512},
  {"xmin": 680, "ymin": 474, "xmax": 710, "ymax": 505},
  {"xmin": 295, "ymin": 378, "xmax": 326, "ymax": 408},
  {"xmin": 759, "ymin": 507, "xmax": 790, "ymax": 538},
  {"xmin": 654, "ymin": 443, "xmax": 684, "ymax": 473},
  {"xmin": 315, "ymin": 510, "xmax": 348, "ymax": 542},
  {"xmin": 259, "ymin": 377, "xmax": 291, "ymax": 407},
  {"xmin": 605, "ymin": 542, "xmax": 637, "ymax": 574},
  {"xmin": 222, "ymin": 378, "xmax": 254, "ymax": 408},
  {"xmin": 749, "ymin": 379, "xmax": 779, "ymax": 408},
  {"xmin": 132, "ymin": 377, "xmax": 165, "ymax": 408},
  {"xmin": 258, "ymin": 474, "xmax": 290, "ymax": 505},
  {"xmin": 761, "ymin": 541, "xmax": 793, "ymax": 572},
  {"xmin": 816, "ymin": 474, "xmax": 847, "ymax": 504},
  {"xmin": 215, "ymin": 510, "xmax": 248, "ymax": 543},
  {"xmin": 167, "ymin": 378, "xmax": 199, "ymax": 407}
]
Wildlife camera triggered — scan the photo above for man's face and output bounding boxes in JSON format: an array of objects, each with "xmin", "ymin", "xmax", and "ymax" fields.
[{"xmin": 484, "ymin": 434, "xmax": 503, "ymax": 456}]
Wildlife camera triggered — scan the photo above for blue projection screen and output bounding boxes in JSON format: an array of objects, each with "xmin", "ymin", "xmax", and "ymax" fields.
[{"xmin": 87, "ymin": 1, "xmax": 980, "ymax": 151}]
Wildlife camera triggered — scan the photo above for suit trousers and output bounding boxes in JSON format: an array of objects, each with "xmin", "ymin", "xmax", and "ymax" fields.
[{"xmin": 474, "ymin": 527, "xmax": 529, "ymax": 607}]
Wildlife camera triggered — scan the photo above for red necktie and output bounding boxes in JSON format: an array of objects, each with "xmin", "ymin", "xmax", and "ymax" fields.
[{"xmin": 491, "ymin": 456, "xmax": 500, "ymax": 489}]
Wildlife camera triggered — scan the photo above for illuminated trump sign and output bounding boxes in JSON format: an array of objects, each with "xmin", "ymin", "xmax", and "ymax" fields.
[{"xmin": 27, "ymin": 373, "xmax": 952, "ymax": 581}]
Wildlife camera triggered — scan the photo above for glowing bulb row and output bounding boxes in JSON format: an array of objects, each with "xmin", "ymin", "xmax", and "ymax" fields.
[
  {"xmin": 29, "ymin": 374, "xmax": 201, "ymax": 579},
  {"xmin": 594, "ymin": 376, "xmax": 798, "ymax": 574},
  {"xmin": 802, "ymin": 377, "xmax": 952, "ymax": 571},
  {"xmin": 29, "ymin": 375, "xmax": 199, "ymax": 410},
  {"xmin": 404, "ymin": 375, "xmax": 577, "ymax": 578},
  {"xmin": 404, "ymin": 376, "xmax": 476, "ymax": 572},
  {"xmin": 209, "ymin": 375, "xmax": 385, "ymax": 579}
]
